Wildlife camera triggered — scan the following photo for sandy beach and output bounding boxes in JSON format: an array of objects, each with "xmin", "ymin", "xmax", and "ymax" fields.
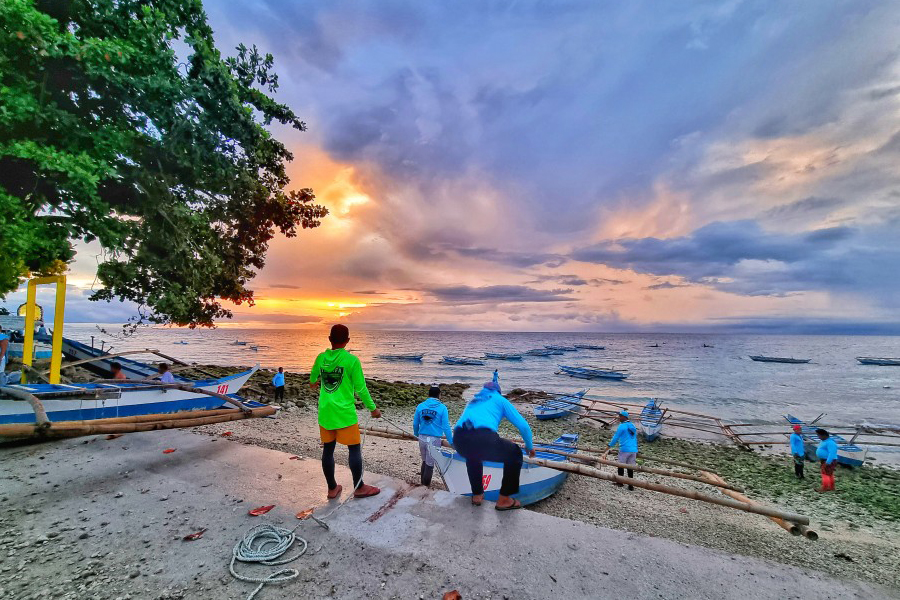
[{"xmin": 178, "ymin": 365, "xmax": 900, "ymax": 591}]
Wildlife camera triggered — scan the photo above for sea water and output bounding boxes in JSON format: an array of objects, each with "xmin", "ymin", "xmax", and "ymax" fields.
[{"xmin": 65, "ymin": 326, "xmax": 900, "ymax": 433}]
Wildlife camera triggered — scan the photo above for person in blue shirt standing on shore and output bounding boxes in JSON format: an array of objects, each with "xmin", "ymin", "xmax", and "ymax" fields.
[
  {"xmin": 453, "ymin": 381, "xmax": 535, "ymax": 510},
  {"xmin": 413, "ymin": 385, "xmax": 454, "ymax": 487},
  {"xmin": 815, "ymin": 428, "xmax": 838, "ymax": 492},
  {"xmin": 272, "ymin": 367, "xmax": 286, "ymax": 402},
  {"xmin": 790, "ymin": 425, "xmax": 806, "ymax": 479},
  {"xmin": 602, "ymin": 410, "xmax": 639, "ymax": 490}
]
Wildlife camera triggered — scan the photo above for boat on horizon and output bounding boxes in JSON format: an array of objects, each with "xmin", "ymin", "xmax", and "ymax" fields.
[
  {"xmin": 533, "ymin": 390, "xmax": 587, "ymax": 420},
  {"xmin": 428, "ymin": 433, "xmax": 578, "ymax": 506},
  {"xmin": 375, "ymin": 353, "xmax": 424, "ymax": 361},
  {"xmin": 483, "ymin": 352, "xmax": 523, "ymax": 360},
  {"xmin": 639, "ymin": 399, "xmax": 664, "ymax": 441},
  {"xmin": 545, "ymin": 345, "xmax": 578, "ymax": 352},
  {"xmin": 784, "ymin": 414, "xmax": 867, "ymax": 468},
  {"xmin": 558, "ymin": 365, "xmax": 629, "ymax": 380},
  {"xmin": 525, "ymin": 348, "xmax": 556, "ymax": 356},
  {"xmin": 749, "ymin": 355, "xmax": 811, "ymax": 364},
  {"xmin": 173, "ymin": 341, "xmax": 189, "ymax": 345},
  {"xmin": 856, "ymin": 357, "xmax": 900, "ymax": 366},
  {"xmin": 573, "ymin": 344, "xmax": 605, "ymax": 350},
  {"xmin": 231, "ymin": 340, "xmax": 248, "ymax": 346},
  {"xmin": 440, "ymin": 356, "xmax": 484, "ymax": 366}
]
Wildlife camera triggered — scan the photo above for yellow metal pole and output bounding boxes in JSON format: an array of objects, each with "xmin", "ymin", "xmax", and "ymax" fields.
[
  {"xmin": 22, "ymin": 281, "xmax": 37, "ymax": 383},
  {"xmin": 49, "ymin": 275, "xmax": 66, "ymax": 384}
]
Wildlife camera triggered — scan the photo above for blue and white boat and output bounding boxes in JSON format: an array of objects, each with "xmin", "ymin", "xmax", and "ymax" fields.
[
  {"xmin": 441, "ymin": 356, "xmax": 485, "ymax": 366},
  {"xmin": 483, "ymin": 353, "xmax": 523, "ymax": 360},
  {"xmin": 546, "ymin": 345, "xmax": 578, "ymax": 352},
  {"xmin": 559, "ymin": 365, "xmax": 629, "ymax": 380},
  {"xmin": 525, "ymin": 349, "xmax": 556, "ymax": 356},
  {"xmin": 784, "ymin": 414, "xmax": 868, "ymax": 468},
  {"xmin": 0, "ymin": 367, "xmax": 260, "ymax": 426},
  {"xmin": 639, "ymin": 399, "xmax": 664, "ymax": 441},
  {"xmin": 533, "ymin": 390, "xmax": 587, "ymax": 420},
  {"xmin": 374, "ymin": 353, "xmax": 424, "ymax": 361},
  {"xmin": 428, "ymin": 433, "xmax": 578, "ymax": 506}
]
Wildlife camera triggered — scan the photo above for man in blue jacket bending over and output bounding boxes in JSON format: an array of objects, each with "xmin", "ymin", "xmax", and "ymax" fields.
[
  {"xmin": 602, "ymin": 410, "xmax": 639, "ymax": 490},
  {"xmin": 413, "ymin": 385, "xmax": 455, "ymax": 486}
]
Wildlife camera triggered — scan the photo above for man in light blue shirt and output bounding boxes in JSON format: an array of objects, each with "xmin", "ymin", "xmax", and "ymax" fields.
[
  {"xmin": 602, "ymin": 410, "xmax": 639, "ymax": 490},
  {"xmin": 272, "ymin": 367, "xmax": 285, "ymax": 402},
  {"xmin": 790, "ymin": 425, "xmax": 806, "ymax": 479},
  {"xmin": 413, "ymin": 385, "xmax": 454, "ymax": 486}
]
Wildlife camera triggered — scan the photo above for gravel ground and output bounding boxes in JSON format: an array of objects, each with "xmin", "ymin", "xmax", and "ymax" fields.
[{"xmin": 195, "ymin": 400, "xmax": 900, "ymax": 591}]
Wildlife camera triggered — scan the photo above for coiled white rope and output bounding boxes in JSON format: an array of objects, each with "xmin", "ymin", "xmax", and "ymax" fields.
[{"xmin": 230, "ymin": 523, "xmax": 308, "ymax": 600}]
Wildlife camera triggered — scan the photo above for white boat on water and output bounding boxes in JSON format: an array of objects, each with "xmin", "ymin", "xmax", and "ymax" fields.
[
  {"xmin": 558, "ymin": 365, "xmax": 629, "ymax": 380},
  {"xmin": 375, "ymin": 353, "xmax": 424, "ymax": 361}
]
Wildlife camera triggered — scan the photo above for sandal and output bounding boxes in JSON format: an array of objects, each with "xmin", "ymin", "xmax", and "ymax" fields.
[
  {"xmin": 495, "ymin": 499, "xmax": 522, "ymax": 511},
  {"xmin": 354, "ymin": 484, "xmax": 381, "ymax": 498},
  {"xmin": 471, "ymin": 494, "xmax": 483, "ymax": 506},
  {"xmin": 327, "ymin": 484, "xmax": 342, "ymax": 500}
]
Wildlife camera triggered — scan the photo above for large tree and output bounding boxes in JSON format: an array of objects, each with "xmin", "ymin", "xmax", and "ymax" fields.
[{"xmin": 0, "ymin": 0, "xmax": 327, "ymax": 327}]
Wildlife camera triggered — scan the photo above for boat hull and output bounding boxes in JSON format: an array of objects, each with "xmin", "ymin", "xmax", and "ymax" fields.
[
  {"xmin": 428, "ymin": 438, "xmax": 575, "ymax": 506},
  {"xmin": 375, "ymin": 354, "xmax": 424, "ymax": 361},
  {"xmin": 533, "ymin": 391, "xmax": 587, "ymax": 420},
  {"xmin": 0, "ymin": 368, "xmax": 257, "ymax": 425},
  {"xmin": 441, "ymin": 357, "xmax": 485, "ymax": 366},
  {"xmin": 857, "ymin": 357, "xmax": 900, "ymax": 366},
  {"xmin": 640, "ymin": 401, "xmax": 664, "ymax": 442},
  {"xmin": 749, "ymin": 356, "xmax": 811, "ymax": 364}
]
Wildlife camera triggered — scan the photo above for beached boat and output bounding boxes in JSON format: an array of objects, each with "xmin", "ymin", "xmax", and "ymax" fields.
[
  {"xmin": 783, "ymin": 414, "xmax": 867, "ymax": 468},
  {"xmin": 7, "ymin": 341, "xmax": 54, "ymax": 360},
  {"xmin": 639, "ymin": 399, "xmax": 664, "ymax": 441},
  {"xmin": 573, "ymin": 344, "xmax": 605, "ymax": 350},
  {"xmin": 0, "ymin": 367, "xmax": 259, "ymax": 426},
  {"xmin": 374, "ymin": 354, "xmax": 424, "ymax": 361},
  {"xmin": 428, "ymin": 433, "xmax": 578, "ymax": 505},
  {"xmin": 60, "ymin": 338, "xmax": 175, "ymax": 380},
  {"xmin": 483, "ymin": 353, "xmax": 523, "ymax": 360},
  {"xmin": 856, "ymin": 357, "xmax": 900, "ymax": 366},
  {"xmin": 440, "ymin": 356, "xmax": 485, "ymax": 366},
  {"xmin": 533, "ymin": 390, "xmax": 587, "ymax": 420},
  {"xmin": 749, "ymin": 355, "xmax": 811, "ymax": 364},
  {"xmin": 558, "ymin": 365, "xmax": 629, "ymax": 380},
  {"xmin": 545, "ymin": 345, "xmax": 578, "ymax": 352},
  {"xmin": 525, "ymin": 349, "xmax": 556, "ymax": 356}
]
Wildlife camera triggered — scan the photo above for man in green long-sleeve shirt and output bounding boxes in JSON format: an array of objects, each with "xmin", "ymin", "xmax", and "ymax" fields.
[{"xmin": 310, "ymin": 324, "xmax": 382, "ymax": 499}]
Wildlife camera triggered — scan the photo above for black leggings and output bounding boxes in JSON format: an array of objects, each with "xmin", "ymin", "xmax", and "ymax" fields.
[
  {"xmin": 321, "ymin": 442, "xmax": 364, "ymax": 490},
  {"xmin": 453, "ymin": 426, "xmax": 522, "ymax": 496},
  {"xmin": 274, "ymin": 386, "xmax": 284, "ymax": 401}
]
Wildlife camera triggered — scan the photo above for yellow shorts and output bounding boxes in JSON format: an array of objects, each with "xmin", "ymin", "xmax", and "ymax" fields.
[{"xmin": 319, "ymin": 424, "xmax": 361, "ymax": 446}]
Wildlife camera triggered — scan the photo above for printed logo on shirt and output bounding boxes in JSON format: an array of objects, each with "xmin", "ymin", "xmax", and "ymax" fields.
[
  {"xmin": 321, "ymin": 367, "xmax": 344, "ymax": 393},
  {"xmin": 421, "ymin": 408, "xmax": 438, "ymax": 423}
]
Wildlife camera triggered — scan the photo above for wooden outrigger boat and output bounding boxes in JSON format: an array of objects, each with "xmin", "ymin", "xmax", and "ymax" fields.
[
  {"xmin": 525, "ymin": 348, "xmax": 556, "ymax": 356},
  {"xmin": 573, "ymin": 344, "xmax": 605, "ymax": 350},
  {"xmin": 374, "ymin": 353, "xmax": 424, "ymax": 361},
  {"xmin": 441, "ymin": 356, "xmax": 485, "ymax": 366},
  {"xmin": 857, "ymin": 357, "xmax": 900, "ymax": 366},
  {"xmin": 545, "ymin": 345, "xmax": 578, "ymax": 352},
  {"xmin": 61, "ymin": 337, "xmax": 180, "ymax": 380},
  {"xmin": 533, "ymin": 390, "xmax": 587, "ymax": 420},
  {"xmin": 483, "ymin": 353, "xmax": 523, "ymax": 360},
  {"xmin": 639, "ymin": 399, "xmax": 664, "ymax": 441},
  {"xmin": 749, "ymin": 355, "xmax": 811, "ymax": 364},
  {"xmin": 428, "ymin": 433, "xmax": 578, "ymax": 505},
  {"xmin": 559, "ymin": 365, "xmax": 629, "ymax": 380},
  {"xmin": 783, "ymin": 414, "xmax": 867, "ymax": 467}
]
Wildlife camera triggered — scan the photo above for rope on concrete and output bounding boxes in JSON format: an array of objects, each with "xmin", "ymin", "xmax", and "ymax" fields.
[{"xmin": 230, "ymin": 523, "xmax": 308, "ymax": 600}]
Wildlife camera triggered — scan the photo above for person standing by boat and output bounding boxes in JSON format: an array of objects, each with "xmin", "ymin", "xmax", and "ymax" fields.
[
  {"xmin": 109, "ymin": 362, "xmax": 127, "ymax": 381},
  {"xmin": 602, "ymin": 410, "xmax": 638, "ymax": 490},
  {"xmin": 0, "ymin": 325, "xmax": 9, "ymax": 382},
  {"xmin": 310, "ymin": 324, "xmax": 382, "ymax": 500},
  {"xmin": 790, "ymin": 425, "xmax": 805, "ymax": 480},
  {"xmin": 815, "ymin": 428, "xmax": 838, "ymax": 492},
  {"xmin": 272, "ymin": 367, "xmax": 285, "ymax": 402},
  {"xmin": 413, "ymin": 385, "xmax": 454, "ymax": 487},
  {"xmin": 157, "ymin": 363, "xmax": 175, "ymax": 383},
  {"xmin": 453, "ymin": 381, "xmax": 535, "ymax": 510}
]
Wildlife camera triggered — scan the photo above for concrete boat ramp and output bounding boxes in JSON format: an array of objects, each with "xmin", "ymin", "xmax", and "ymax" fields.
[{"xmin": 0, "ymin": 430, "xmax": 890, "ymax": 600}]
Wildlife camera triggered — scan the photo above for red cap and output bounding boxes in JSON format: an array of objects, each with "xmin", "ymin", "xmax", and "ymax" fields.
[{"xmin": 792, "ymin": 425, "xmax": 802, "ymax": 432}]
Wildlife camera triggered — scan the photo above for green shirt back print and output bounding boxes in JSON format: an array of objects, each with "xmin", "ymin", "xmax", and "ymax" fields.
[{"xmin": 310, "ymin": 348, "xmax": 376, "ymax": 430}]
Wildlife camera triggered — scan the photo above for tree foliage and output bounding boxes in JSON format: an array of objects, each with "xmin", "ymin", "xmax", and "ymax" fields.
[{"xmin": 0, "ymin": 0, "xmax": 327, "ymax": 326}]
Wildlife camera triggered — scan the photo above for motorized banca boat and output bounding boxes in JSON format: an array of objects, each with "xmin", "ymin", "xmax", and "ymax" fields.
[
  {"xmin": 231, "ymin": 340, "xmax": 249, "ymax": 346},
  {"xmin": 639, "ymin": 399, "xmax": 664, "ymax": 441},
  {"xmin": 545, "ymin": 345, "xmax": 578, "ymax": 352},
  {"xmin": 60, "ymin": 338, "xmax": 184, "ymax": 381},
  {"xmin": 558, "ymin": 365, "xmax": 629, "ymax": 380},
  {"xmin": 525, "ymin": 349, "xmax": 556, "ymax": 356},
  {"xmin": 783, "ymin": 414, "xmax": 867, "ymax": 468},
  {"xmin": 428, "ymin": 433, "xmax": 578, "ymax": 505},
  {"xmin": 483, "ymin": 353, "xmax": 523, "ymax": 360},
  {"xmin": 533, "ymin": 390, "xmax": 587, "ymax": 420},
  {"xmin": 0, "ymin": 367, "xmax": 260, "ymax": 426},
  {"xmin": 573, "ymin": 344, "xmax": 605, "ymax": 350},
  {"xmin": 440, "ymin": 356, "xmax": 485, "ymax": 366},
  {"xmin": 374, "ymin": 353, "xmax": 424, "ymax": 361},
  {"xmin": 857, "ymin": 357, "xmax": 900, "ymax": 366},
  {"xmin": 749, "ymin": 355, "xmax": 811, "ymax": 364}
]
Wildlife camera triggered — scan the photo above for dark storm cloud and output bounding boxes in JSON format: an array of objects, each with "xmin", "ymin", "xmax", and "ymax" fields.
[{"xmin": 424, "ymin": 285, "xmax": 574, "ymax": 304}]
